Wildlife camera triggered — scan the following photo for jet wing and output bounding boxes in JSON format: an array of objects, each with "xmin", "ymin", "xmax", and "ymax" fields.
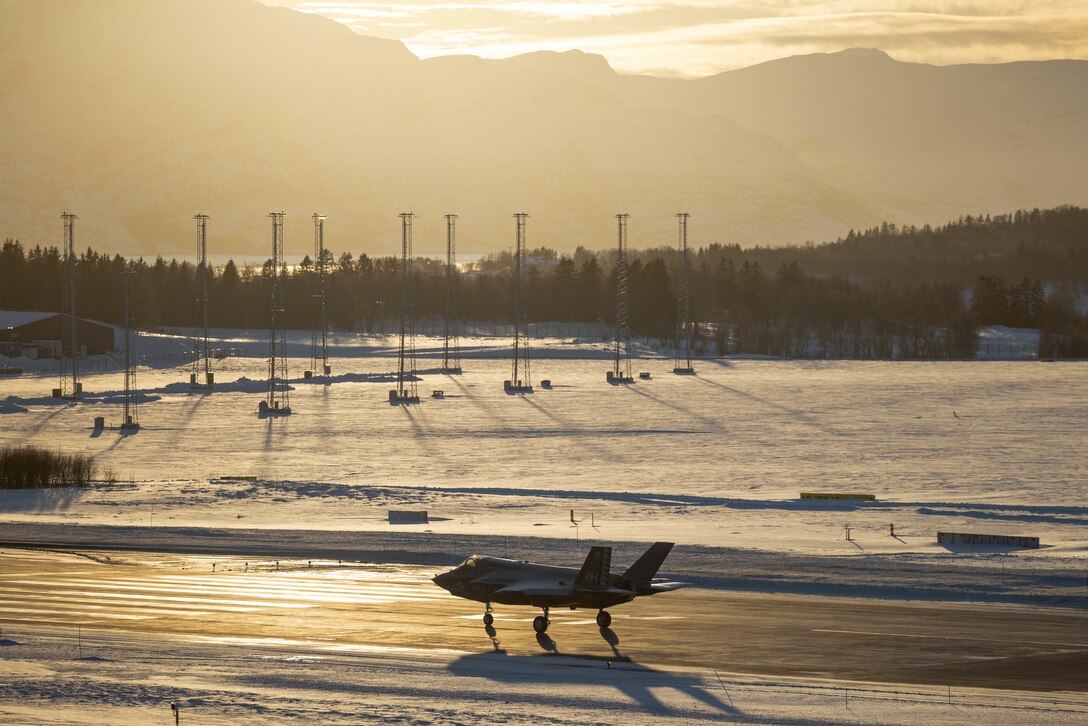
[
  {"xmin": 649, "ymin": 580, "xmax": 685, "ymax": 593},
  {"xmin": 494, "ymin": 582, "xmax": 635, "ymax": 595}
]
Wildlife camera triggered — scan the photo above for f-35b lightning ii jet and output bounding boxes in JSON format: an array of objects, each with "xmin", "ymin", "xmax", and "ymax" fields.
[{"xmin": 432, "ymin": 542, "xmax": 680, "ymax": 633}]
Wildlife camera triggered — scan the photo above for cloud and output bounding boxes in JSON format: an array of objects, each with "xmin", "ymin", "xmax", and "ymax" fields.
[{"xmin": 260, "ymin": 1, "xmax": 1088, "ymax": 76}]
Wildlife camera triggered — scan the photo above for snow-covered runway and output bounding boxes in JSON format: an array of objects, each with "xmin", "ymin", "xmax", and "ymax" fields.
[{"xmin": 1, "ymin": 548, "xmax": 1085, "ymax": 695}]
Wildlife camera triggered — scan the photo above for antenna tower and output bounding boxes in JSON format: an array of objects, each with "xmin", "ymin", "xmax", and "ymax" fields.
[
  {"xmin": 55, "ymin": 212, "xmax": 82, "ymax": 399},
  {"xmin": 608, "ymin": 213, "xmax": 634, "ymax": 383},
  {"xmin": 308, "ymin": 213, "xmax": 330, "ymax": 377},
  {"xmin": 120, "ymin": 270, "xmax": 139, "ymax": 431},
  {"xmin": 190, "ymin": 214, "xmax": 213, "ymax": 389},
  {"xmin": 505, "ymin": 213, "xmax": 532, "ymax": 392},
  {"xmin": 260, "ymin": 212, "xmax": 291, "ymax": 415},
  {"xmin": 442, "ymin": 213, "xmax": 462, "ymax": 374},
  {"xmin": 390, "ymin": 212, "xmax": 419, "ymax": 403},
  {"xmin": 674, "ymin": 212, "xmax": 695, "ymax": 374}
]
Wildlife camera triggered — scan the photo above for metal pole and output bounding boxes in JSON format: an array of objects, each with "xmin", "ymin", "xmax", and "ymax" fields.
[
  {"xmin": 265, "ymin": 212, "xmax": 290, "ymax": 413},
  {"xmin": 193, "ymin": 214, "xmax": 211, "ymax": 386},
  {"xmin": 311, "ymin": 213, "xmax": 329, "ymax": 376},
  {"xmin": 613, "ymin": 213, "xmax": 631, "ymax": 381},
  {"xmin": 444, "ymin": 213, "xmax": 461, "ymax": 373},
  {"xmin": 510, "ymin": 213, "xmax": 531, "ymax": 388},
  {"xmin": 397, "ymin": 212, "xmax": 416, "ymax": 399},
  {"xmin": 59, "ymin": 212, "xmax": 80, "ymax": 398},
  {"xmin": 122, "ymin": 270, "xmax": 137, "ymax": 428},
  {"xmin": 674, "ymin": 212, "xmax": 694, "ymax": 373},
  {"xmin": 319, "ymin": 217, "xmax": 328, "ymax": 375}
]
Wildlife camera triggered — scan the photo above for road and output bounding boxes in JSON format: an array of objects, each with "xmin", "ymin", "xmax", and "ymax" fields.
[{"xmin": 1, "ymin": 548, "xmax": 1085, "ymax": 693}]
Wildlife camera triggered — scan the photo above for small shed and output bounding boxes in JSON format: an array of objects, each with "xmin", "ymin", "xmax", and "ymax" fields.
[
  {"xmin": 388, "ymin": 510, "xmax": 428, "ymax": 524},
  {"xmin": 937, "ymin": 532, "xmax": 1039, "ymax": 549}
]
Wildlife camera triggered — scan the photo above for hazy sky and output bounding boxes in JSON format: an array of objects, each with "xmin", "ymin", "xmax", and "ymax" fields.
[{"xmin": 259, "ymin": 1, "xmax": 1088, "ymax": 77}]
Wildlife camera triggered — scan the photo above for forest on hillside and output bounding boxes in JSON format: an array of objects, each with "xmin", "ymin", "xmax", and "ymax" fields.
[{"xmin": 2, "ymin": 207, "xmax": 1086, "ymax": 359}]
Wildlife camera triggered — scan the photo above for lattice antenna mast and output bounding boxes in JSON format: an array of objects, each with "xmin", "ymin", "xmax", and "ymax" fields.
[
  {"xmin": 442, "ymin": 213, "xmax": 462, "ymax": 374},
  {"xmin": 262, "ymin": 212, "xmax": 291, "ymax": 414},
  {"xmin": 674, "ymin": 212, "xmax": 694, "ymax": 374},
  {"xmin": 310, "ymin": 213, "xmax": 330, "ymax": 376},
  {"xmin": 396, "ymin": 212, "xmax": 418, "ymax": 399},
  {"xmin": 58, "ymin": 212, "xmax": 81, "ymax": 399},
  {"xmin": 510, "ymin": 212, "xmax": 531, "ymax": 388},
  {"xmin": 191, "ymin": 214, "xmax": 213, "ymax": 387},
  {"xmin": 121, "ymin": 269, "xmax": 139, "ymax": 429},
  {"xmin": 613, "ymin": 213, "xmax": 632, "ymax": 381}
]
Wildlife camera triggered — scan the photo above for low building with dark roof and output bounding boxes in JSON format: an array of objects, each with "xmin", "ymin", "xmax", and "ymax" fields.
[{"xmin": 0, "ymin": 311, "xmax": 118, "ymax": 357}]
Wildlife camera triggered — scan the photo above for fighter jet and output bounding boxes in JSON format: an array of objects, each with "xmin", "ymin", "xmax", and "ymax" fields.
[{"xmin": 432, "ymin": 542, "xmax": 680, "ymax": 633}]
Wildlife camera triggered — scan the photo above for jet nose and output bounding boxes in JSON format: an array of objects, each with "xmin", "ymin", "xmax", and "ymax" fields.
[{"xmin": 432, "ymin": 571, "xmax": 454, "ymax": 590}]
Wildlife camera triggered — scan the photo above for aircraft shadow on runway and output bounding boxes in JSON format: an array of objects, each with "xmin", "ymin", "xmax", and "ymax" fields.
[
  {"xmin": 454, "ymin": 626, "xmax": 868, "ymax": 724},
  {"xmin": 454, "ymin": 625, "xmax": 733, "ymax": 717}
]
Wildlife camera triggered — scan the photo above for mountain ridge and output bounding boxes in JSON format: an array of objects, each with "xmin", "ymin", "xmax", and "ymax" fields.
[{"xmin": 0, "ymin": 0, "xmax": 1084, "ymax": 256}]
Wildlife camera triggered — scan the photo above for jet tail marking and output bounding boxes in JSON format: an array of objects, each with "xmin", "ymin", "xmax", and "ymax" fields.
[
  {"xmin": 623, "ymin": 542, "xmax": 674, "ymax": 583},
  {"xmin": 574, "ymin": 546, "xmax": 612, "ymax": 588}
]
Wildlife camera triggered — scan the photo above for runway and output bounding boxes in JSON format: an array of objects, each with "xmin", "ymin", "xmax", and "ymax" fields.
[{"xmin": 1, "ymin": 548, "xmax": 1085, "ymax": 693}]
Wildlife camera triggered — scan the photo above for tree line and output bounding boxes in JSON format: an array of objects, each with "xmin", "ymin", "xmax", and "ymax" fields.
[
  {"xmin": 688, "ymin": 205, "xmax": 1088, "ymax": 286},
  {"xmin": 2, "ymin": 206, "xmax": 1086, "ymax": 359}
]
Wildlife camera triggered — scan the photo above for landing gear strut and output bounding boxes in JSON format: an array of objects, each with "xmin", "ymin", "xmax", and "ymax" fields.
[
  {"xmin": 533, "ymin": 607, "xmax": 550, "ymax": 633},
  {"xmin": 483, "ymin": 602, "xmax": 494, "ymax": 626},
  {"xmin": 596, "ymin": 610, "xmax": 612, "ymax": 628}
]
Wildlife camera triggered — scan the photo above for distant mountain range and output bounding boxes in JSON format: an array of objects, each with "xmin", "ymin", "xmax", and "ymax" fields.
[{"xmin": 1, "ymin": 0, "xmax": 1085, "ymax": 257}]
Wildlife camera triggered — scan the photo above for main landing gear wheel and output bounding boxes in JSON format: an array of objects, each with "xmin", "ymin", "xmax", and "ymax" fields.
[
  {"xmin": 596, "ymin": 610, "xmax": 612, "ymax": 628},
  {"xmin": 483, "ymin": 613, "xmax": 494, "ymax": 626},
  {"xmin": 533, "ymin": 615, "xmax": 549, "ymax": 633}
]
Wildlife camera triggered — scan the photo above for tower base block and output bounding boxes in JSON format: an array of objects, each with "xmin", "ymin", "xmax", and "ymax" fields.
[
  {"xmin": 388, "ymin": 389, "xmax": 420, "ymax": 405},
  {"xmin": 258, "ymin": 400, "xmax": 292, "ymax": 416},
  {"xmin": 190, "ymin": 372, "xmax": 214, "ymax": 390}
]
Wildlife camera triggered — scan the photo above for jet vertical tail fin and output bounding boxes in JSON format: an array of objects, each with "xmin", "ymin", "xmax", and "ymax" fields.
[
  {"xmin": 574, "ymin": 546, "xmax": 612, "ymax": 588},
  {"xmin": 623, "ymin": 542, "xmax": 674, "ymax": 583}
]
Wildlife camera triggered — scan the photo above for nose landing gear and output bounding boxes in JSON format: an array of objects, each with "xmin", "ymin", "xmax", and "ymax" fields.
[{"xmin": 482, "ymin": 602, "xmax": 494, "ymax": 626}]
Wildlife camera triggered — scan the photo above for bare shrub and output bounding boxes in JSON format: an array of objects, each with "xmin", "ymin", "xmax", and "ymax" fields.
[{"xmin": 0, "ymin": 446, "xmax": 99, "ymax": 489}]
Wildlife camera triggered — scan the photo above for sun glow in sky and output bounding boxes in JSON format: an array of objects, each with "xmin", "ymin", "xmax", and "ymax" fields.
[{"xmin": 259, "ymin": 0, "xmax": 1088, "ymax": 76}]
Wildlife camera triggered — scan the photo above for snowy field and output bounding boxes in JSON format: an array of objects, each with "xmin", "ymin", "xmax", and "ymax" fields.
[
  {"xmin": 3, "ymin": 330, "xmax": 1088, "ymax": 723},
  {"xmin": 1, "ymin": 330, "xmax": 1086, "ymax": 559}
]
